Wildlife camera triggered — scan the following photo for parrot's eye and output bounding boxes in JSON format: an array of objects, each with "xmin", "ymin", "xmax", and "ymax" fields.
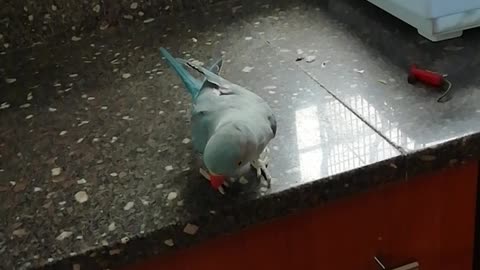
[{"xmin": 237, "ymin": 161, "xmax": 242, "ymax": 166}]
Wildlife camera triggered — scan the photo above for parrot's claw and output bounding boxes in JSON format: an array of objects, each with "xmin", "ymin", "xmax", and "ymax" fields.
[
  {"xmin": 218, "ymin": 186, "xmax": 226, "ymax": 195},
  {"xmin": 251, "ymin": 147, "xmax": 272, "ymax": 188},
  {"xmin": 254, "ymin": 166, "xmax": 262, "ymax": 178},
  {"xmin": 261, "ymin": 167, "xmax": 272, "ymax": 188}
]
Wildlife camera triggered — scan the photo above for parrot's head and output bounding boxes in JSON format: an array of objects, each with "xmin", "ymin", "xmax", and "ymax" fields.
[{"xmin": 203, "ymin": 124, "xmax": 251, "ymax": 189}]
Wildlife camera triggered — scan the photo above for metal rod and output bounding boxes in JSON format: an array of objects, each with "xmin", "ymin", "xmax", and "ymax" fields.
[
  {"xmin": 437, "ymin": 79, "xmax": 452, "ymax": 103},
  {"xmin": 374, "ymin": 256, "xmax": 387, "ymax": 270},
  {"xmin": 392, "ymin": 262, "xmax": 419, "ymax": 270}
]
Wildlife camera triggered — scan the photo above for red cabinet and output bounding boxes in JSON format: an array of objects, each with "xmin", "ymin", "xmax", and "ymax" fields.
[{"xmin": 122, "ymin": 161, "xmax": 478, "ymax": 270}]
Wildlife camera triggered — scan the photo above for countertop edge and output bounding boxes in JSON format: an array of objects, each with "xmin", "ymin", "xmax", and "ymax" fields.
[
  {"xmin": 39, "ymin": 154, "xmax": 406, "ymax": 270},
  {"xmin": 38, "ymin": 132, "xmax": 480, "ymax": 269},
  {"xmin": 404, "ymin": 132, "xmax": 480, "ymax": 177}
]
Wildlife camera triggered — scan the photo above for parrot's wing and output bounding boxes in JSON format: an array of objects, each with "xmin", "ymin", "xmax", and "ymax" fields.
[
  {"xmin": 208, "ymin": 58, "xmax": 223, "ymax": 75},
  {"xmin": 175, "ymin": 58, "xmax": 233, "ymax": 96},
  {"xmin": 191, "ymin": 109, "xmax": 211, "ymax": 154},
  {"xmin": 183, "ymin": 60, "xmax": 232, "ymax": 90},
  {"xmin": 267, "ymin": 113, "xmax": 277, "ymax": 137},
  {"xmin": 175, "ymin": 57, "xmax": 222, "ymax": 74}
]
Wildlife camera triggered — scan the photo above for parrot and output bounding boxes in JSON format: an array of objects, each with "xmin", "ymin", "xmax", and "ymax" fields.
[{"xmin": 160, "ymin": 47, "xmax": 277, "ymax": 194}]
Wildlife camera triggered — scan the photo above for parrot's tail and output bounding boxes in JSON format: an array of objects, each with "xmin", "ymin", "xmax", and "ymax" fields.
[{"xmin": 160, "ymin": 47, "xmax": 201, "ymax": 98}]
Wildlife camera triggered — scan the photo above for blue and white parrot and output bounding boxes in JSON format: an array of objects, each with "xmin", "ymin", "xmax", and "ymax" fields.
[{"xmin": 160, "ymin": 47, "xmax": 277, "ymax": 194}]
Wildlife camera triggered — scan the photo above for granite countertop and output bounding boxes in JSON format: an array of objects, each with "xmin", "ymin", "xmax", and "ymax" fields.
[{"xmin": 1, "ymin": 0, "xmax": 479, "ymax": 269}]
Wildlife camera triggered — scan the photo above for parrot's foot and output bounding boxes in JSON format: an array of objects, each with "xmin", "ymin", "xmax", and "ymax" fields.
[
  {"xmin": 199, "ymin": 168, "xmax": 228, "ymax": 195},
  {"xmin": 251, "ymin": 147, "xmax": 272, "ymax": 188}
]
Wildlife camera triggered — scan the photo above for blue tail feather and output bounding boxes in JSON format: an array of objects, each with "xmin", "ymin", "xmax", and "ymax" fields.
[{"xmin": 160, "ymin": 47, "xmax": 201, "ymax": 99}]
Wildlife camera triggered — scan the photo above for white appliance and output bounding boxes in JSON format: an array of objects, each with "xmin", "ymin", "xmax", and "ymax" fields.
[{"xmin": 366, "ymin": 0, "xmax": 480, "ymax": 41}]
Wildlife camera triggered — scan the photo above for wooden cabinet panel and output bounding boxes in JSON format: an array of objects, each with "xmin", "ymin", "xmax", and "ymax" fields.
[{"xmin": 122, "ymin": 161, "xmax": 478, "ymax": 270}]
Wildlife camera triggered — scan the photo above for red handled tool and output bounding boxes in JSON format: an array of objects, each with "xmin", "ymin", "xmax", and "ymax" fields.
[{"xmin": 407, "ymin": 64, "xmax": 452, "ymax": 102}]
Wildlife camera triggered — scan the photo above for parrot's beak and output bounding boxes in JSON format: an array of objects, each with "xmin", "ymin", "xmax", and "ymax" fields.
[{"xmin": 209, "ymin": 173, "xmax": 226, "ymax": 189}]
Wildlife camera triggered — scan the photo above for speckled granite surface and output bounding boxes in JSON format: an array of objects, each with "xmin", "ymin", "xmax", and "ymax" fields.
[
  {"xmin": 0, "ymin": 0, "xmax": 479, "ymax": 269},
  {"xmin": 0, "ymin": 0, "xmax": 227, "ymax": 51}
]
